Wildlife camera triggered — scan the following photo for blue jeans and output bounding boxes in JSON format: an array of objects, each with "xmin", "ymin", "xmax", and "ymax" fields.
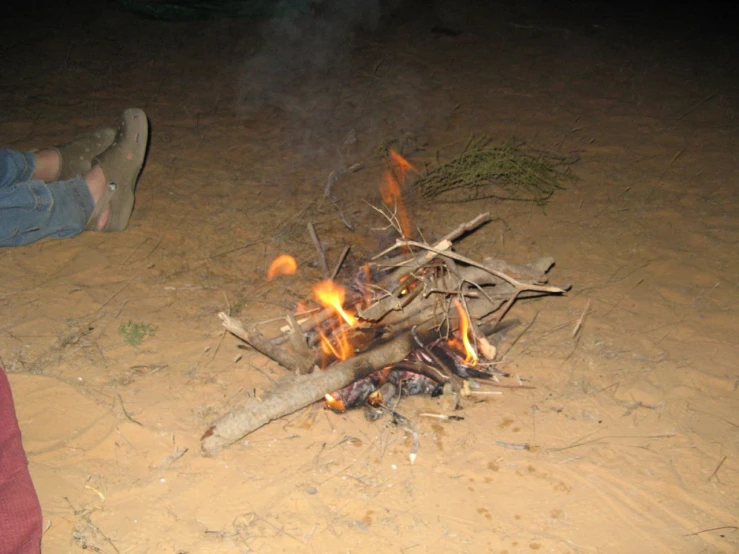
[{"xmin": 0, "ymin": 149, "xmax": 94, "ymax": 246}]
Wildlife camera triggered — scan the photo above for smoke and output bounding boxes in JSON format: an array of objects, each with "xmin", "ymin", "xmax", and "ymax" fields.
[{"xmin": 237, "ymin": 0, "xmax": 390, "ymax": 118}]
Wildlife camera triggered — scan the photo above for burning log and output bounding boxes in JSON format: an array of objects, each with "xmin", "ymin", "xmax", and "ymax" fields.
[
  {"xmin": 201, "ymin": 212, "xmax": 569, "ymax": 456},
  {"xmin": 202, "ymin": 323, "xmax": 417, "ymax": 456}
]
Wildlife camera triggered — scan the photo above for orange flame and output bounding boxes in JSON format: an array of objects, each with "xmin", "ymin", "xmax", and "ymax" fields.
[
  {"xmin": 325, "ymin": 393, "xmax": 346, "ymax": 412},
  {"xmin": 318, "ymin": 325, "xmax": 354, "ymax": 361},
  {"xmin": 389, "ymin": 148, "xmax": 413, "ymax": 180},
  {"xmin": 267, "ymin": 254, "xmax": 297, "ymax": 280},
  {"xmin": 313, "ymin": 280, "xmax": 357, "ymax": 363},
  {"xmin": 452, "ymin": 298, "xmax": 478, "ymax": 366},
  {"xmin": 380, "ymin": 148, "xmax": 414, "ymax": 238},
  {"xmin": 313, "ymin": 280, "xmax": 356, "ymax": 327}
]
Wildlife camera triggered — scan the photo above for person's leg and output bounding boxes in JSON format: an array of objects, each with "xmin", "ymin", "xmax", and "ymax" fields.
[
  {"xmin": 29, "ymin": 149, "xmax": 61, "ymax": 182},
  {"xmin": 0, "ymin": 139, "xmax": 114, "ymax": 245},
  {"xmin": 0, "ymin": 109, "xmax": 148, "ymax": 246},
  {"xmin": 0, "ymin": 368, "xmax": 43, "ymax": 554},
  {"xmin": 0, "ymin": 148, "xmax": 35, "ymax": 188},
  {"xmin": 35, "ymin": 128, "xmax": 116, "ymax": 182},
  {"xmin": 0, "ymin": 173, "xmax": 95, "ymax": 246},
  {"xmin": 0, "ymin": 128, "xmax": 113, "ymax": 187}
]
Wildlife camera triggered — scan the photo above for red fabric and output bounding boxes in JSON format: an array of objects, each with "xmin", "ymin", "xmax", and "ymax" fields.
[{"xmin": 0, "ymin": 368, "xmax": 42, "ymax": 554}]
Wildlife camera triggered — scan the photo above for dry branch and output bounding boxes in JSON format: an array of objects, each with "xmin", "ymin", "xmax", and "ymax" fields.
[
  {"xmin": 202, "ymin": 330, "xmax": 416, "ymax": 456},
  {"xmin": 202, "ymin": 212, "xmax": 568, "ymax": 456},
  {"xmin": 204, "ymin": 285, "xmax": 543, "ymax": 456},
  {"xmin": 360, "ymin": 255, "xmax": 564, "ymax": 326},
  {"xmin": 307, "ymin": 222, "xmax": 330, "ymax": 278},
  {"xmin": 219, "ymin": 314, "xmax": 316, "ymax": 375}
]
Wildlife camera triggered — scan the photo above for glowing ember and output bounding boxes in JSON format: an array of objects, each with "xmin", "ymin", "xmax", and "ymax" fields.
[
  {"xmin": 267, "ymin": 254, "xmax": 297, "ymax": 280},
  {"xmin": 452, "ymin": 298, "xmax": 478, "ymax": 366},
  {"xmin": 380, "ymin": 148, "xmax": 414, "ymax": 238},
  {"xmin": 313, "ymin": 280, "xmax": 356, "ymax": 327},
  {"xmin": 324, "ymin": 393, "xmax": 346, "ymax": 412}
]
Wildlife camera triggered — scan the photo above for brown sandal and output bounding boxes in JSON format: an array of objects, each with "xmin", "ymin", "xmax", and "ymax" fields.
[{"xmin": 86, "ymin": 109, "xmax": 149, "ymax": 232}]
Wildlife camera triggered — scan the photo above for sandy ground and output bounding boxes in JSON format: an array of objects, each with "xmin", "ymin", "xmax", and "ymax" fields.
[{"xmin": 1, "ymin": 1, "xmax": 738, "ymax": 552}]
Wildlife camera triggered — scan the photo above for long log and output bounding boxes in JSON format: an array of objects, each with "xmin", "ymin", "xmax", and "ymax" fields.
[{"xmin": 201, "ymin": 326, "xmax": 415, "ymax": 456}]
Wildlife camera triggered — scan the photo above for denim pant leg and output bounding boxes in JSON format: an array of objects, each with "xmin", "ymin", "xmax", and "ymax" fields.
[
  {"xmin": 0, "ymin": 149, "xmax": 34, "ymax": 187},
  {"xmin": 0, "ymin": 149, "xmax": 94, "ymax": 247}
]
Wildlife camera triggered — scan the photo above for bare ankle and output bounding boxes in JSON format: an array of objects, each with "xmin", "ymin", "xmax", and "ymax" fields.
[
  {"xmin": 31, "ymin": 149, "xmax": 61, "ymax": 182},
  {"xmin": 84, "ymin": 165, "xmax": 107, "ymax": 204}
]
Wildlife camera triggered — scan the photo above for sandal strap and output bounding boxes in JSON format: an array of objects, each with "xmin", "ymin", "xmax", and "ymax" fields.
[{"xmin": 85, "ymin": 181, "xmax": 118, "ymax": 230}]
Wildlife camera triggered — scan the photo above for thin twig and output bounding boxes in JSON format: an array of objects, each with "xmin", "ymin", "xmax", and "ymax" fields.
[
  {"xmin": 547, "ymin": 433, "xmax": 677, "ymax": 453},
  {"xmin": 683, "ymin": 526, "xmax": 737, "ymax": 537},
  {"xmin": 490, "ymin": 288, "xmax": 521, "ymax": 328},
  {"xmin": 500, "ymin": 312, "xmax": 538, "ymax": 361},
  {"xmin": 157, "ymin": 446, "xmax": 189, "ymax": 468},
  {"xmin": 477, "ymin": 381, "xmax": 535, "ymax": 390},
  {"xmin": 383, "ymin": 406, "xmax": 420, "ymax": 464},
  {"xmin": 418, "ymin": 413, "xmax": 464, "ymax": 421},
  {"xmin": 439, "ymin": 212, "xmax": 491, "ymax": 242},
  {"xmin": 572, "ymin": 298, "xmax": 591, "ymax": 338},
  {"xmin": 330, "ymin": 246, "xmax": 351, "ymax": 280},
  {"xmin": 391, "ymin": 239, "xmax": 565, "ymax": 294},
  {"xmin": 307, "ymin": 223, "xmax": 330, "ymax": 279},
  {"xmin": 286, "ymin": 312, "xmax": 313, "ymax": 360},
  {"xmin": 707, "ymin": 456, "xmax": 727, "ymax": 482},
  {"xmin": 367, "ymin": 201, "xmax": 404, "ymax": 237},
  {"xmin": 663, "ymin": 90, "xmax": 717, "ymax": 131},
  {"xmin": 117, "ymin": 394, "xmax": 143, "ymax": 427},
  {"xmin": 220, "ymin": 313, "xmax": 316, "ymax": 375},
  {"xmin": 495, "ymin": 441, "xmax": 531, "ymax": 450},
  {"xmin": 325, "ymin": 194, "xmax": 353, "ymax": 230}
]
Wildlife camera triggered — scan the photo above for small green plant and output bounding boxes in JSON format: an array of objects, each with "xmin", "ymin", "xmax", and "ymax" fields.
[{"xmin": 119, "ymin": 321, "xmax": 157, "ymax": 347}]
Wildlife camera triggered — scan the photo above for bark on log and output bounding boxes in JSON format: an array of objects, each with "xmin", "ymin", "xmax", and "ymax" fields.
[{"xmin": 201, "ymin": 330, "xmax": 415, "ymax": 456}]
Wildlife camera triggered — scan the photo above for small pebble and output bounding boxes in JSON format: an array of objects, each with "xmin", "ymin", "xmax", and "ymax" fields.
[
  {"xmin": 354, "ymin": 520, "xmax": 368, "ymax": 531},
  {"xmin": 306, "ymin": 486, "xmax": 318, "ymax": 495}
]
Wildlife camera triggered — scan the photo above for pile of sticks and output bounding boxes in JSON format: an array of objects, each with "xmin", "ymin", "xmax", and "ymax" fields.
[{"xmin": 201, "ymin": 213, "xmax": 568, "ymax": 456}]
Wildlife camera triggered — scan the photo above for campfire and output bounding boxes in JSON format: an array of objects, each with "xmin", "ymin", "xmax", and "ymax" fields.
[{"xmin": 201, "ymin": 151, "xmax": 569, "ymax": 457}]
